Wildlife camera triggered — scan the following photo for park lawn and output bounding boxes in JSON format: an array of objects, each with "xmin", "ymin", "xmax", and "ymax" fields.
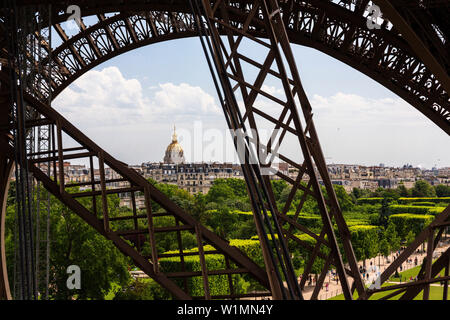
[
  {"xmin": 389, "ymin": 265, "xmax": 422, "ymax": 282},
  {"xmin": 328, "ymin": 283, "xmax": 445, "ymax": 300},
  {"xmin": 409, "ymin": 286, "xmax": 446, "ymax": 300},
  {"xmin": 104, "ymin": 282, "xmax": 122, "ymax": 300},
  {"xmin": 328, "ymin": 283, "xmax": 391, "ymax": 300},
  {"xmin": 296, "ymin": 267, "xmax": 304, "ymax": 277},
  {"xmin": 389, "ymin": 260, "xmax": 442, "ymax": 283}
]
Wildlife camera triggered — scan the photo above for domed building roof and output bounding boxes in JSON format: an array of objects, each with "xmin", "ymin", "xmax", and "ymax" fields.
[{"xmin": 163, "ymin": 125, "xmax": 185, "ymax": 164}]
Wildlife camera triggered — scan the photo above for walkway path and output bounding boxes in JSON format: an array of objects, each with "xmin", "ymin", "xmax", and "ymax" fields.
[{"xmin": 309, "ymin": 238, "xmax": 450, "ymax": 300}]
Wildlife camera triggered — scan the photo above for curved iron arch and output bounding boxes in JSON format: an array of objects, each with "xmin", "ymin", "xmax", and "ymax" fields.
[
  {"xmin": 23, "ymin": 1, "xmax": 449, "ymax": 134},
  {"xmin": 0, "ymin": 157, "xmax": 13, "ymax": 300},
  {"xmin": 1, "ymin": 0, "xmax": 449, "ymax": 301}
]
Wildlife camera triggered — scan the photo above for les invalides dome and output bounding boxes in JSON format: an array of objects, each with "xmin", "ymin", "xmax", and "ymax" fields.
[{"xmin": 163, "ymin": 125, "xmax": 185, "ymax": 164}]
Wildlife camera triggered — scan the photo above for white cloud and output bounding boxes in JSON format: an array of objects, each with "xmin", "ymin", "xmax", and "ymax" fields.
[
  {"xmin": 151, "ymin": 82, "xmax": 220, "ymax": 115},
  {"xmin": 240, "ymin": 91, "xmax": 449, "ymax": 168},
  {"xmin": 54, "ymin": 66, "xmax": 220, "ymax": 128},
  {"xmin": 52, "ymin": 68, "xmax": 449, "ymax": 168},
  {"xmin": 310, "ymin": 92, "xmax": 425, "ymax": 127},
  {"xmin": 261, "ymin": 84, "xmax": 285, "ymax": 97},
  {"xmin": 308, "ymin": 92, "xmax": 449, "ymax": 168}
]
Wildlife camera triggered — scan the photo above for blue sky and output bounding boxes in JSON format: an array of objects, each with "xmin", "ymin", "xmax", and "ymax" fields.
[
  {"xmin": 53, "ymin": 37, "xmax": 450, "ymax": 169},
  {"xmin": 96, "ymin": 38, "xmax": 393, "ymax": 99}
]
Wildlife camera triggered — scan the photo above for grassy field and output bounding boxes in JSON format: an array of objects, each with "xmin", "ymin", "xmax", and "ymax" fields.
[
  {"xmin": 328, "ymin": 283, "xmax": 446, "ymax": 300},
  {"xmin": 104, "ymin": 282, "xmax": 122, "ymax": 300},
  {"xmin": 389, "ymin": 265, "xmax": 422, "ymax": 282},
  {"xmin": 389, "ymin": 260, "xmax": 446, "ymax": 283}
]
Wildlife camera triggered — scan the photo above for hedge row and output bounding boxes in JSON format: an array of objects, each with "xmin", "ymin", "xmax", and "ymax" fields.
[
  {"xmin": 235, "ymin": 211, "xmax": 374, "ymax": 232},
  {"xmin": 411, "ymin": 202, "xmax": 435, "ymax": 207},
  {"xmin": 345, "ymin": 219, "xmax": 370, "ymax": 227},
  {"xmin": 229, "ymin": 239, "xmax": 264, "ymax": 267},
  {"xmin": 233, "ymin": 210, "xmax": 323, "ymax": 230},
  {"xmin": 158, "ymin": 239, "xmax": 265, "ymax": 297},
  {"xmin": 347, "ymin": 225, "xmax": 382, "ymax": 262},
  {"xmin": 251, "ymin": 233, "xmax": 327, "ymax": 273},
  {"xmin": 357, "ymin": 197, "xmax": 450, "ymax": 205},
  {"xmin": 159, "ymin": 252, "xmax": 229, "ymax": 297},
  {"xmin": 159, "ymin": 222, "xmax": 388, "ymax": 295},
  {"xmin": 356, "ymin": 197, "xmax": 384, "ymax": 205},
  {"xmin": 389, "ymin": 205, "xmax": 445, "ymax": 215},
  {"xmin": 388, "ymin": 214, "xmax": 434, "ymax": 239},
  {"xmin": 250, "ymin": 233, "xmax": 316, "ymax": 246},
  {"xmin": 397, "ymin": 197, "xmax": 450, "ymax": 204}
]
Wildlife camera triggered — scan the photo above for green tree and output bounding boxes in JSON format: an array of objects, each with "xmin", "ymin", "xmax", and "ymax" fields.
[
  {"xmin": 370, "ymin": 187, "xmax": 385, "ymax": 197},
  {"xmin": 6, "ymin": 189, "xmax": 130, "ymax": 300},
  {"xmin": 378, "ymin": 197, "xmax": 392, "ymax": 227},
  {"xmin": 228, "ymin": 218, "xmax": 257, "ymax": 239},
  {"xmin": 380, "ymin": 189, "xmax": 400, "ymax": 200},
  {"xmin": 349, "ymin": 226, "xmax": 380, "ymax": 265},
  {"xmin": 351, "ymin": 187, "xmax": 371, "ymax": 200},
  {"xmin": 206, "ymin": 183, "xmax": 236, "ymax": 204},
  {"xmin": 207, "ymin": 205, "xmax": 238, "ymax": 239},
  {"xmin": 155, "ymin": 181, "xmax": 190, "ymax": 200},
  {"xmin": 412, "ymin": 180, "xmax": 436, "ymax": 197},
  {"xmin": 405, "ymin": 230, "xmax": 415, "ymax": 245},
  {"xmin": 435, "ymin": 184, "xmax": 450, "ymax": 197},
  {"xmin": 50, "ymin": 195, "xmax": 130, "ymax": 300},
  {"xmin": 397, "ymin": 184, "xmax": 410, "ymax": 197},
  {"xmin": 114, "ymin": 278, "xmax": 170, "ymax": 300},
  {"xmin": 210, "ymin": 178, "xmax": 248, "ymax": 197},
  {"xmin": 192, "ymin": 192, "xmax": 207, "ymax": 225},
  {"xmin": 385, "ymin": 222, "xmax": 401, "ymax": 252},
  {"xmin": 271, "ymin": 180, "xmax": 288, "ymax": 201},
  {"xmin": 379, "ymin": 238, "xmax": 390, "ymax": 260},
  {"xmin": 332, "ymin": 185, "xmax": 354, "ymax": 211}
]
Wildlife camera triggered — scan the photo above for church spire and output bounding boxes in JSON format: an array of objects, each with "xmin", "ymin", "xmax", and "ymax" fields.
[
  {"xmin": 172, "ymin": 124, "xmax": 177, "ymax": 142},
  {"xmin": 164, "ymin": 124, "xmax": 185, "ymax": 164}
]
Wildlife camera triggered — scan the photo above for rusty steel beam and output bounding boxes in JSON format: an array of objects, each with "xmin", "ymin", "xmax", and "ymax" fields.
[
  {"xmin": 0, "ymin": 144, "xmax": 13, "ymax": 300},
  {"xmin": 0, "ymin": 73, "xmax": 272, "ymax": 299},
  {"xmin": 194, "ymin": 0, "xmax": 367, "ymax": 300},
  {"xmin": 372, "ymin": 0, "xmax": 450, "ymax": 94},
  {"xmin": 365, "ymin": 205, "xmax": 450, "ymax": 299},
  {"xmin": 1, "ymin": 0, "xmax": 449, "ymax": 300},
  {"xmin": 5, "ymin": 2, "xmax": 446, "ymax": 134},
  {"xmin": 399, "ymin": 242, "xmax": 450, "ymax": 300},
  {"xmin": 14, "ymin": 3, "xmax": 450, "ymax": 134}
]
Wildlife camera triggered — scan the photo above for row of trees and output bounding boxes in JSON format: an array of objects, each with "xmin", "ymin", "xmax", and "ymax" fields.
[
  {"xmin": 5, "ymin": 183, "xmax": 130, "ymax": 300},
  {"xmin": 351, "ymin": 180, "xmax": 450, "ymax": 200},
  {"xmin": 4, "ymin": 176, "xmax": 446, "ymax": 299}
]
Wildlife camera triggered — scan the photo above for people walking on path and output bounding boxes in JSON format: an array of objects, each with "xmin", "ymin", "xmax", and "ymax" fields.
[{"xmin": 310, "ymin": 240, "xmax": 450, "ymax": 300}]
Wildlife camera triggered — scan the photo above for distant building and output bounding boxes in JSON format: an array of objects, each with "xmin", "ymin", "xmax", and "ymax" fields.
[
  {"xmin": 163, "ymin": 125, "xmax": 185, "ymax": 164},
  {"xmin": 119, "ymin": 127, "xmax": 244, "ymax": 208},
  {"xmin": 142, "ymin": 162, "xmax": 243, "ymax": 195},
  {"xmin": 377, "ymin": 178, "xmax": 398, "ymax": 189},
  {"xmin": 52, "ymin": 127, "xmax": 450, "ymax": 210}
]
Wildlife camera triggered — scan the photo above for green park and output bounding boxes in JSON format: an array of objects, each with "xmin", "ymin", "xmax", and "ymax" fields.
[{"xmin": 4, "ymin": 178, "xmax": 450, "ymax": 300}]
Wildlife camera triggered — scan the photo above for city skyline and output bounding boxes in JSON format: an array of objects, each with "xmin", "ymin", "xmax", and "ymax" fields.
[
  {"xmin": 53, "ymin": 38, "xmax": 449, "ymax": 169},
  {"xmin": 3, "ymin": 2, "xmax": 448, "ymax": 302}
]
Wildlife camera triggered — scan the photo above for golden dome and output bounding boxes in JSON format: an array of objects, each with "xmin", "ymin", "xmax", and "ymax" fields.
[
  {"xmin": 166, "ymin": 141, "xmax": 183, "ymax": 153},
  {"xmin": 164, "ymin": 125, "xmax": 185, "ymax": 164}
]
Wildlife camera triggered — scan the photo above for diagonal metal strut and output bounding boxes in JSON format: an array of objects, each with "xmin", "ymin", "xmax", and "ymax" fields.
[{"xmin": 191, "ymin": 0, "xmax": 367, "ymax": 300}]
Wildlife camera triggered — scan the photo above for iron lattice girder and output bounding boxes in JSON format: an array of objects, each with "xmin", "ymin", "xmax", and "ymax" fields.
[
  {"xmin": 365, "ymin": 205, "xmax": 450, "ymax": 300},
  {"xmin": 5, "ymin": 0, "xmax": 449, "ymax": 134},
  {"xmin": 380, "ymin": 0, "xmax": 449, "ymax": 70},
  {"xmin": 0, "ymin": 154, "xmax": 13, "ymax": 300},
  {"xmin": 194, "ymin": 0, "xmax": 366, "ymax": 300},
  {"xmin": 372, "ymin": 0, "xmax": 449, "ymax": 99},
  {"xmin": 0, "ymin": 0, "xmax": 449, "ymax": 301},
  {"xmin": 0, "ymin": 71, "xmax": 272, "ymax": 300}
]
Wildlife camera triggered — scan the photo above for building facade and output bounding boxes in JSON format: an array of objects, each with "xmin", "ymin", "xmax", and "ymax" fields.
[{"xmin": 45, "ymin": 129, "xmax": 449, "ymax": 209}]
